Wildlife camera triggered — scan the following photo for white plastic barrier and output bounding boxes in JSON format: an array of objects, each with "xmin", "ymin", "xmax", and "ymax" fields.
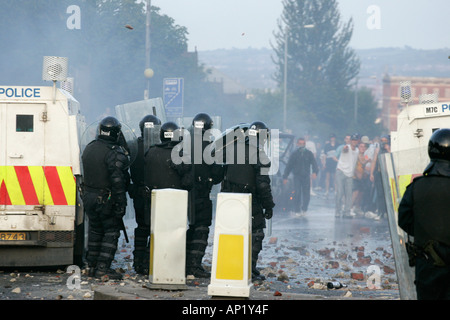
[
  {"xmin": 149, "ymin": 188, "xmax": 188, "ymax": 290},
  {"xmin": 208, "ymin": 192, "xmax": 253, "ymax": 297}
]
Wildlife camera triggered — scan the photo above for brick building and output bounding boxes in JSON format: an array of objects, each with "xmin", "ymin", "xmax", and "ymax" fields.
[{"xmin": 382, "ymin": 74, "xmax": 450, "ymax": 132}]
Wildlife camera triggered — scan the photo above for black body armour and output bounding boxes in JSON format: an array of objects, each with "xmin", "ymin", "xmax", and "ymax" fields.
[
  {"xmin": 412, "ymin": 175, "xmax": 450, "ymax": 247},
  {"xmin": 225, "ymin": 142, "xmax": 257, "ymax": 190},
  {"xmin": 145, "ymin": 144, "xmax": 182, "ymax": 189},
  {"xmin": 82, "ymin": 139, "xmax": 113, "ymax": 189},
  {"xmin": 130, "ymin": 138, "xmax": 145, "ymax": 186}
]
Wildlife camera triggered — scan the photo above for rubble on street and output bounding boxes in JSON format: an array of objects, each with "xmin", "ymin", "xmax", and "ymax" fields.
[{"xmin": 0, "ymin": 191, "xmax": 399, "ymax": 300}]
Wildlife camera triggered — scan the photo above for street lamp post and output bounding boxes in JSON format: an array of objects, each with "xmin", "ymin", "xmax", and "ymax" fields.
[
  {"xmin": 144, "ymin": 0, "xmax": 152, "ymax": 99},
  {"xmin": 354, "ymin": 77, "xmax": 359, "ymax": 122},
  {"xmin": 283, "ymin": 29, "xmax": 288, "ymax": 132}
]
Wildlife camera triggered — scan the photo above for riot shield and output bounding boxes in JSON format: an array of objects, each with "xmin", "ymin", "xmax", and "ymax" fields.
[
  {"xmin": 143, "ymin": 123, "xmax": 161, "ymax": 152},
  {"xmin": 115, "ymin": 98, "xmax": 167, "ymax": 135},
  {"xmin": 80, "ymin": 120, "xmax": 138, "ymax": 171},
  {"xmin": 264, "ymin": 129, "xmax": 280, "ymax": 237},
  {"xmin": 379, "ymin": 148, "xmax": 426, "ymax": 300},
  {"xmin": 212, "ymin": 123, "xmax": 249, "ymax": 164},
  {"xmin": 270, "ymin": 133, "xmax": 295, "ymax": 214}
]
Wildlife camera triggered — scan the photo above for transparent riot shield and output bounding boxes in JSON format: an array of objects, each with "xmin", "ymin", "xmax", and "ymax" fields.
[
  {"xmin": 264, "ymin": 129, "xmax": 280, "ymax": 237},
  {"xmin": 379, "ymin": 146, "xmax": 428, "ymax": 300},
  {"xmin": 115, "ymin": 98, "xmax": 166, "ymax": 136},
  {"xmin": 80, "ymin": 120, "xmax": 138, "ymax": 171},
  {"xmin": 143, "ymin": 123, "xmax": 161, "ymax": 152},
  {"xmin": 212, "ymin": 124, "xmax": 249, "ymax": 164}
]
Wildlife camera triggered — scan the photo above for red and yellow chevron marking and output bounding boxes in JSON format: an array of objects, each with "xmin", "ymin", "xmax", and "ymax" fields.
[{"xmin": 0, "ymin": 166, "xmax": 76, "ymax": 206}]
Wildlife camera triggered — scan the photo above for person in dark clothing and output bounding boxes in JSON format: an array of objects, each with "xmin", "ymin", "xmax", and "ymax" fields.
[
  {"xmin": 398, "ymin": 128, "xmax": 450, "ymax": 300},
  {"xmin": 282, "ymin": 137, "xmax": 318, "ymax": 216},
  {"xmin": 185, "ymin": 113, "xmax": 224, "ymax": 278},
  {"xmin": 81, "ymin": 116, "xmax": 130, "ymax": 280},
  {"xmin": 221, "ymin": 121, "xmax": 275, "ymax": 281},
  {"xmin": 144, "ymin": 121, "xmax": 192, "ymax": 192},
  {"xmin": 129, "ymin": 115, "xmax": 161, "ymax": 275}
]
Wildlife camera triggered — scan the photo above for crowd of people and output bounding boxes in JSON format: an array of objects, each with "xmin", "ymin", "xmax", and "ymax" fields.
[{"xmin": 283, "ymin": 131, "xmax": 390, "ymax": 220}]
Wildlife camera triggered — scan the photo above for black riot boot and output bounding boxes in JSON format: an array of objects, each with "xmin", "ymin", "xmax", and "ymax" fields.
[
  {"xmin": 86, "ymin": 229, "xmax": 103, "ymax": 277},
  {"xmin": 133, "ymin": 251, "xmax": 150, "ymax": 275},
  {"xmin": 87, "ymin": 263, "xmax": 97, "ymax": 277},
  {"xmin": 133, "ymin": 227, "xmax": 149, "ymax": 275},
  {"xmin": 251, "ymin": 229, "xmax": 266, "ymax": 282},
  {"xmin": 94, "ymin": 262, "xmax": 123, "ymax": 281},
  {"xmin": 251, "ymin": 260, "xmax": 266, "ymax": 281},
  {"xmin": 186, "ymin": 253, "xmax": 210, "ymax": 278},
  {"xmin": 186, "ymin": 225, "xmax": 210, "ymax": 278}
]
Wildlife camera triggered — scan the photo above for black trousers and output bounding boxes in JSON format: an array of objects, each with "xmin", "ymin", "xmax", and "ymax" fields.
[
  {"xmin": 133, "ymin": 196, "xmax": 150, "ymax": 266},
  {"xmin": 186, "ymin": 197, "xmax": 212, "ymax": 269},
  {"xmin": 293, "ymin": 175, "xmax": 310, "ymax": 212},
  {"xmin": 415, "ymin": 256, "xmax": 450, "ymax": 299},
  {"xmin": 83, "ymin": 192, "xmax": 121, "ymax": 268}
]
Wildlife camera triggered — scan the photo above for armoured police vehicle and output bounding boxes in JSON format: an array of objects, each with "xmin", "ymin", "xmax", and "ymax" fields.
[
  {"xmin": 0, "ymin": 57, "xmax": 86, "ymax": 267},
  {"xmin": 380, "ymin": 85, "xmax": 450, "ymax": 300}
]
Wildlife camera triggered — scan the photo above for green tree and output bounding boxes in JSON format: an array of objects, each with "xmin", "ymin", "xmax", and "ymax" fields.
[{"xmin": 272, "ymin": 0, "xmax": 364, "ymax": 136}]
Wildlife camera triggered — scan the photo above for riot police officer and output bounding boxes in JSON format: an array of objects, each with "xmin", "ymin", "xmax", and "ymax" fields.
[
  {"xmin": 144, "ymin": 121, "xmax": 192, "ymax": 194},
  {"xmin": 221, "ymin": 121, "xmax": 275, "ymax": 281},
  {"xmin": 399, "ymin": 128, "xmax": 450, "ymax": 299},
  {"xmin": 129, "ymin": 115, "xmax": 161, "ymax": 275},
  {"xmin": 186, "ymin": 113, "xmax": 224, "ymax": 278},
  {"xmin": 81, "ymin": 116, "xmax": 130, "ymax": 280}
]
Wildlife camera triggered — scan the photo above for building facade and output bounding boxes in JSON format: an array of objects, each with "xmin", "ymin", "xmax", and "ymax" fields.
[{"xmin": 382, "ymin": 75, "xmax": 450, "ymax": 132}]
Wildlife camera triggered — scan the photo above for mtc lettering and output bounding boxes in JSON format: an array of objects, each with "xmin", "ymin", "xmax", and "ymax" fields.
[{"xmin": 426, "ymin": 106, "xmax": 438, "ymax": 114}]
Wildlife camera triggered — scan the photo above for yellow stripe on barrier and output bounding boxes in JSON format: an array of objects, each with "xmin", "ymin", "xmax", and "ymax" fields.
[
  {"xmin": 149, "ymin": 233, "xmax": 154, "ymax": 276},
  {"xmin": 216, "ymin": 234, "xmax": 244, "ymax": 280}
]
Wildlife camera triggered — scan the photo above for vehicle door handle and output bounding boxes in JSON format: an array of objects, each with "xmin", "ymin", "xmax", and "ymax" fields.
[{"xmin": 9, "ymin": 154, "xmax": 23, "ymax": 159}]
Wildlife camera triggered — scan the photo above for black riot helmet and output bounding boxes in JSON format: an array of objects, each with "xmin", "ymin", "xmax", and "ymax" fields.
[
  {"xmin": 98, "ymin": 116, "xmax": 122, "ymax": 142},
  {"xmin": 160, "ymin": 121, "xmax": 180, "ymax": 143},
  {"xmin": 248, "ymin": 121, "xmax": 269, "ymax": 145},
  {"xmin": 428, "ymin": 128, "xmax": 450, "ymax": 161},
  {"xmin": 192, "ymin": 113, "xmax": 213, "ymax": 132},
  {"xmin": 139, "ymin": 115, "xmax": 161, "ymax": 136}
]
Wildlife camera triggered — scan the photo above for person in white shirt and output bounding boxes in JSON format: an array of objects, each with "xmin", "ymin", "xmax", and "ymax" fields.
[{"xmin": 335, "ymin": 134, "xmax": 359, "ymax": 218}]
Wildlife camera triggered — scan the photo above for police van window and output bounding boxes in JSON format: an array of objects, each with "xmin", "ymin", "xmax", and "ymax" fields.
[{"xmin": 16, "ymin": 115, "xmax": 34, "ymax": 132}]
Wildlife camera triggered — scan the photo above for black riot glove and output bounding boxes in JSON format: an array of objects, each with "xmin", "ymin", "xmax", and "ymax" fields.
[{"xmin": 264, "ymin": 208, "xmax": 273, "ymax": 219}]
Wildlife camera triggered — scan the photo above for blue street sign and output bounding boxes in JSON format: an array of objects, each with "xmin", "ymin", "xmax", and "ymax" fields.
[{"xmin": 163, "ymin": 78, "xmax": 184, "ymax": 117}]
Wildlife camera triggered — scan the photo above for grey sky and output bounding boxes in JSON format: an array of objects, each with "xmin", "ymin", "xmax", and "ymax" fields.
[{"xmin": 151, "ymin": 0, "xmax": 450, "ymax": 51}]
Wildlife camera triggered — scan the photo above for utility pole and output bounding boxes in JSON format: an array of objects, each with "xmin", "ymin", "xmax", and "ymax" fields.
[
  {"xmin": 144, "ymin": 0, "xmax": 153, "ymax": 99},
  {"xmin": 283, "ymin": 28, "xmax": 288, "ymax": 132}
]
